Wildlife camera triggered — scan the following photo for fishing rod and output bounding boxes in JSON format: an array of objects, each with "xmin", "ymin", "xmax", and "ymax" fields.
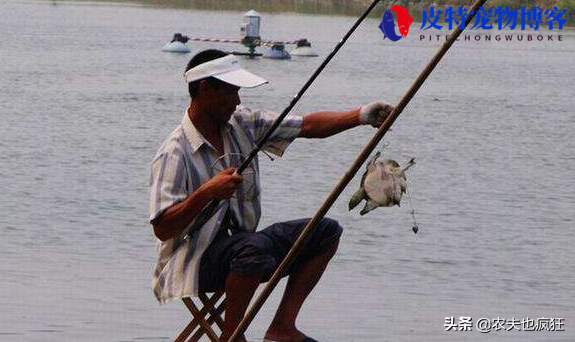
[
  {"xmin": 227, "ymin": 0, "xmax": 490, "ymax": 340},
  {"xmin": 182, "ymin": 0, "xmax": 381, "ymax": 238}
]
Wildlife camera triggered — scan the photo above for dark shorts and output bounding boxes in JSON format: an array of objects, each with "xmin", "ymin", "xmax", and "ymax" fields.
[{"xmin": 198, "ymin": 217, "xmax": 343, "ymax": 292}]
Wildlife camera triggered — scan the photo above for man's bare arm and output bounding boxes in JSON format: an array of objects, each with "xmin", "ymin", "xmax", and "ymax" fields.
[
  {"xmin": 299, "ymin": 102, "xmax": 393, "ymax": 139},
  {"xmin": 299, "ymin": 108, "xmax": 361, "ymax": 139},
  {"xmin": 152, "ymin": 168, "xmax": 242, "ymax": 242}
]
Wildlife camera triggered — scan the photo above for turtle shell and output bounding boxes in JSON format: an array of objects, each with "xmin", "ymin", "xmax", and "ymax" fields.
[{"xmin": 364, "ymin": 160, "xmax": 404, "ymax": 207}]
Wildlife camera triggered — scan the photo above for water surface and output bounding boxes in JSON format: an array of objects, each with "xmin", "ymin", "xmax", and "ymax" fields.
[{"xmin": 1, "ymin": 1, "xmax": 574, "ymax": 341}]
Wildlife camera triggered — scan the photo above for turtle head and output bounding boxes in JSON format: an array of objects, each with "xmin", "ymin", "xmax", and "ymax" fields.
[
  {"xmin": 367, "ymin": 151, "xmax": 381, "ymax": 167},
  {"xmin": 382, "ymin": 159, "xmax": 400, "ymax": 173},
  {"xmin": 400, "ymin": 158, "xmax": 416, "ymax": 173}
]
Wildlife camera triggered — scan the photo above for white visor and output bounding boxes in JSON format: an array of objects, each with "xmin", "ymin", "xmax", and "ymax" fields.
[{"xmin": 184, "ymin": 55, "xmax": 268, "ymax": 88}]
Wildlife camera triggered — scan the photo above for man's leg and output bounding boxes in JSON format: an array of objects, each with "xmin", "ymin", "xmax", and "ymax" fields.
[
  {"xmin": 203, "ymin": 218, "xmax": 341, "ymax": 342},
  {"xmin": 216, "ymin": 233, "xmax": 278, "ymax": 342},
  {"xmin": 220, "ymin": 273, "xmax": 261, "ymax": 342},
  {"xmin": 199, "ymin": 231, "xmax": 270, "ymax": 342},
  {"xmin": 264, "ymin": 239, "xmax": 339, "ymax": 341},
  {"xmin": 264, "ymin": 218, "xmax": 342, "ymax": 342}
]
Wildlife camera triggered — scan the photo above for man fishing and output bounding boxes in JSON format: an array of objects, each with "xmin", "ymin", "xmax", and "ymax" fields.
[{"xmin": 149, "ymin": 49, "xmax": 393, "ymax": 342}]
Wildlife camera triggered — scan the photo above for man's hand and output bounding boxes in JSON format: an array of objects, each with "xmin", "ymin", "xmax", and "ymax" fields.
[
  {"xmin": 205, "ymin": 168, "xmax": 243, "ymax": 200},
  {"xmin": 359, "ymin": 101, "xmax": 394, "ymax": 128},
  {"xmin": 151, "ymin": 168, "xmax": 242, "ymax": 241}
]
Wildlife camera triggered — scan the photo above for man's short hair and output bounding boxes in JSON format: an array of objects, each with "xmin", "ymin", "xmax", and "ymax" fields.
[{"xmin": 185, "ymin": 49, "xmax": 230, "ymax": 99}]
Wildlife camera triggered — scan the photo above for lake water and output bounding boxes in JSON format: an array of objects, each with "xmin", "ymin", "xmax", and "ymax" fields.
[{"xmin": 1, "ymin": 1, "xmax": 574, "ymax": 341}]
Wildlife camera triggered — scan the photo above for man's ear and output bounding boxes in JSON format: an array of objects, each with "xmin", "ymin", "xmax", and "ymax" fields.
[{"xmin": 197, "ymin": 80, "xmax": 209, "ymax": 96}]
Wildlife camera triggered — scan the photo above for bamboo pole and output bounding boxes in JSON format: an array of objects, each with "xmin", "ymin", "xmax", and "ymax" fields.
[{"xmin": 227, "ymin": 0, "xmax": 490, "ymax": 341}]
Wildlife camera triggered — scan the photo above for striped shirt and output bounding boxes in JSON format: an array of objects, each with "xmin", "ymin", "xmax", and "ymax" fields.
[{"xmin": 149, "ymin": 106, "xmax": 302, "ymax": 304}]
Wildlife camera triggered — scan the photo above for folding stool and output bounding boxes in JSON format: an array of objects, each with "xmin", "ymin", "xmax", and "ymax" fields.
[{"xmin": 174, "ymin": 292, "xmax": 226, "ymax": 342}]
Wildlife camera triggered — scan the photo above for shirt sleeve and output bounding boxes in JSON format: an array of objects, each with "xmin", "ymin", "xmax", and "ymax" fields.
[
  {"xmin": 149, "ymin": 148, "xmax": 189, "ymax": 223},
  {"xmin": 236, "ymin": 107, "xmax": 303, "ymax": 157}
]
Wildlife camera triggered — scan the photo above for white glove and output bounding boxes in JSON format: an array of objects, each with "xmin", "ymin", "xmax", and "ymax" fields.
[{"xmin": 359, "ymin": 101, "xmax": 394, "ymax": 128}]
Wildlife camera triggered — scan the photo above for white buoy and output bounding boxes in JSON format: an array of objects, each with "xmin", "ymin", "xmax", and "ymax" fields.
[
  {"xmin": 162, "ymin": 41, "xmax": 191, "ymax": 53},
  {"xmin": 162, "ymin": 33, "xmax": 191, "ymax": 53},
  {"xmin": 263, "ymin": 44, "xmax": 291, "ymax": 60},
  {"xmin": 291, "ymin": 46, "xmax": 318, "ymax": 57},
  {"xmin": 290, "ymin": 39, "xmax": 318, "ymax": 57}
]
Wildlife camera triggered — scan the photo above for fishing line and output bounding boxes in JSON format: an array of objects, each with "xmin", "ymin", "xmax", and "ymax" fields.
[{"xmin": 406, "ymin": 186, "xmax": 419, "ymax": 234}]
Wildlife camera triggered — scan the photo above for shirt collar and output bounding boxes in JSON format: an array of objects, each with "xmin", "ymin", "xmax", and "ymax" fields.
[{"xmin": 181, "ymin": 108, "xmax": 234, "ymax": 154}]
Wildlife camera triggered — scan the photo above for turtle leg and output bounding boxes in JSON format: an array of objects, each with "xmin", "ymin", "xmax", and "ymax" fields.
[
  {"xmin": 349, "ymin": 188, "xmax": 366, "ymax": 211},
  {"xmin": 360, "ymin": 199, "xmax": 379, "ymax": 216},
  {"xmin": 393, "ymin": 189, "xmax": 405, "ymax": 207}
]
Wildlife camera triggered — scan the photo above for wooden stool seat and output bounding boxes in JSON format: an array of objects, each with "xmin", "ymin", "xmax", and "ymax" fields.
[{"xmin": 174, "ymin": 292, "xmax": 226, "ymax": 342}]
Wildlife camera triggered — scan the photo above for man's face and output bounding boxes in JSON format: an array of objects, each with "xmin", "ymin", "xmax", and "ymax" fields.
[{"xmin": 203, "ymin": 81, "xmax": 241, "ymax": 124}]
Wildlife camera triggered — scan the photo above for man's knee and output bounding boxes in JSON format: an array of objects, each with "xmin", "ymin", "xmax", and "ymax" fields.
[
  {"xmin": 319, "ymin": 217, "xmax": 343, "ymax": 241},
  {"xmin": 316, "ymin": 217, "xmax": 343, "ymax": 252}
]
